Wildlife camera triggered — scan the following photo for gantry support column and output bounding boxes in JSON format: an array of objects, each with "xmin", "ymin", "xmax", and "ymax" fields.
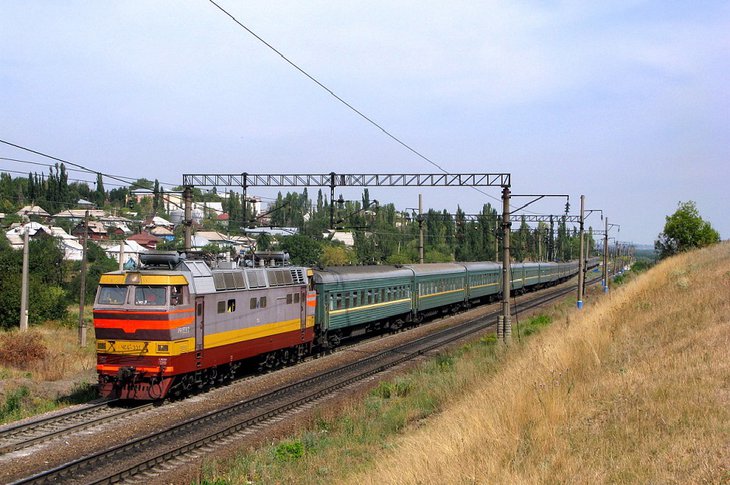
[
  {"xmin": 183, "ymin": 186, "xmax": 193, "ymax": 251},
  {"xmin": 577, "ymin": 195, "xmax": 585, "ymax": 309},
  {"xmin": 499, "ymin": 186, "xmax": 512, "ymax": 343}
]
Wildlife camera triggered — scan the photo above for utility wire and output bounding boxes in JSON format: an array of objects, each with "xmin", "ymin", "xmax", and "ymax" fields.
[
  {"xmin": 0, "ymin": 140, "xmax": 178, "ymax": 189},
  {"xmin": 207, "ymin": 0, "xmax": 502, "ymax": 204},
  {"xmin": 0, "ymin": 157, "xmax": 147, "ymax": 184}
]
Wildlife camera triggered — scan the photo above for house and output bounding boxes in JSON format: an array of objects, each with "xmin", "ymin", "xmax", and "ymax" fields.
[
  {"xmin": 323, "ymin": 230, "xmax": 356, "ymax": 248},
  {"xmin": 5, "ymin": 223, "xmax": 82, "ymax": 260},
  {"xmin": 195, "ymin": 231, "xmax": 255, "ymax": 253},
  {"xmin": 148, "ymin": 215, "xmax": 174, "ymax": 228},
  {"xmin": 149, "ymin": 226, "xmax": 174, "ymax": 241},
  {"xmin": 53, "ymin": 208, "xmax": 106, "ymax": 222},
  {"xmin": 16, "ymin": 205, "xmax": 50, "ymax": 219},
  {"xmin": 244, "ymin": 227, "xmax": 299, "ymax": 237},
  {"xmin": 127, "ymin": 232, "xmax": 162, "ymax": 250},
  {"xmin": 72, "ymin": 221, "xmax": 109, "ymax": 241},
  {"xmin": 105, "ymin": 240, "xmax": 148, "ymax": 267}
]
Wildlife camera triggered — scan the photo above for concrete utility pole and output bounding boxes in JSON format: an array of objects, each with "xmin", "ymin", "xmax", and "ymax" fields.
[
  {"xmin": 78, "ymin": 210, "xmax": 89, "ymax": 347},
  {"xmin": 19, "ymin": 225, "xmax": 29, "ymax": 331},
  {"xmin": 603, "ymin": 217, "xmax": 609, "ymax": 292},
  {"xmin": 118, "ymin": 240, "xmax": 125, "ymax": 271},
  {"xmin": 418, "ymin": 194, "xmax": 424, "ymax": 264},
  {"xmin": 577, "ymin": 195, "xmax": 585, "ymax": 310},
  {"xmin": 183, "ymin": 186, "xmax": 193, "ymax": 251},
  {"xmin": 499, "ymin": 186, "xmax": 512, "ymax": 343}
]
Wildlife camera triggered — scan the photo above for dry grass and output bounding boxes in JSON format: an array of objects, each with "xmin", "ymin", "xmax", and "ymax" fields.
[
  {"xmin": 0, "ymin": 322, "xmax": 98, "ymax": 424},
  {"xmin": 0, "ymin": 324, "xmax": 96, "ymax": 382},
  {"xmin": 348, "ymin": 243, "xmax": 730, "ymax": 484}
]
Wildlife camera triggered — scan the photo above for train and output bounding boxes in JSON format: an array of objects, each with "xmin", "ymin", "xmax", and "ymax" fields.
[{"xmin": 93, "ymin": 252, "xmax": 599, "ymax": 400}]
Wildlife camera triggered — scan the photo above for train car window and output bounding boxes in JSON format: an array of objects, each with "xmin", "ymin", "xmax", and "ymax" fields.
[
  {"xmin": 294, "ymin": 292, "xmax": 300, "ymax": 304},
  {"xmin": 135, "ymin": 286, "xmax": 166, "ymax": 306},
  {"xmin": 227, "ymin": 299, "xmax": 236, "ymax": 312},
  {"xmin": 98, "ymin": 285, "xmax": 127, "ymax": 305},
  {"xmin": 250, "ymin": 298, "xmax": 257, "ymax": 310},
  {"xmin": 171, "ymin": 285, "xmax": 183, "ymax": 306},
  {"xmin": 260, "ymin": 296, "xmax": 267, "ymax": 308},
  {"xmin": 287, "ymin": 294, "xmax": 293, "ymax": 304},
  {"xmin": 197, "ymin": 302, "xmax": 203, "ymax": 316},
  {"xmin": 218, "ymin": 301, "xmax": 226, "ymax": 313}
]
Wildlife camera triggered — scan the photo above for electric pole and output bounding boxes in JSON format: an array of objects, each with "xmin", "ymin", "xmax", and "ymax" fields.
[
  {"xmin": 78, "ymin": 210, "xmax": 89, "ymax": 347},
  {"xmin": 603, "ymin": 217, "xmax": 609, "ymax": 292},
  {"xmin": 577, "ymin": 195, "xmax": 585, "ymax": 309},
  {"xmin": 499, "ymin": 185, "xmax": 512, "ymax": 343},
  {"xmin": 418, "ymin": 194, "xmax": 424, "ymax": 264},
  {"xmin": 19, "ymin": 225, "xmax": 29, "ymax": 331},
  {"xmin": 183, "ymin": 186, "xmax": 192, "ymax": 251}
]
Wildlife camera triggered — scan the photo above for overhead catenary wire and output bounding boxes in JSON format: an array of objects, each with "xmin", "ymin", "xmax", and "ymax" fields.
[{"xmin": 207, "ymin": 0, "xmax": 504, "ymax": 205}]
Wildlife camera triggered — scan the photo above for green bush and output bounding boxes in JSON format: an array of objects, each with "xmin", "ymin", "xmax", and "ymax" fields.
[
  {"xmin": 0, "ymin": 386, "xmax": 30, "ymax": 422},
  {"xmin": 273, "ymin": 439, "xmax": 304, "ymax": 461}
]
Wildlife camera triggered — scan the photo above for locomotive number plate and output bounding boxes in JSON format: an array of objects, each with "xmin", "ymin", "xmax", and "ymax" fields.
[{"xmin": 116, "ymin": 341, "xmax": 149, "ymax": 353}]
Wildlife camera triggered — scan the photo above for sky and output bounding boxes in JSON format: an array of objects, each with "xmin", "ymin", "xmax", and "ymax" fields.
[{"xmin": 1, "ymin": 1, "xmax": 728, "ymax": 245}]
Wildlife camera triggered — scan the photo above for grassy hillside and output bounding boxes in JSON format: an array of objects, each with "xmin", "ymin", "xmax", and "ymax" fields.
[
  {"xmin": 200, "ymin": 243, "xmax": 728, "ymax": 484},
  {"xmin": 350, "ymin": 242, "xmax": 729, "ymax": 484}
]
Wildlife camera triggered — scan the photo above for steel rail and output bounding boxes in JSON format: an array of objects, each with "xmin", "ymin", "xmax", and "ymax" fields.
[
  {"xmin": 14, "ymin": 278, "xmax": 590, "ymax": 485},
  {"xmin": 0, "ymin": 401, "xmax": 154, "ymax": 455}
]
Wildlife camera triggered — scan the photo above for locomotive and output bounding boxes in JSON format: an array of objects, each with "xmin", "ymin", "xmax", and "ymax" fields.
[{"xmin": 93, "ymin": 252, "xmax": 596, "ymax": 400}]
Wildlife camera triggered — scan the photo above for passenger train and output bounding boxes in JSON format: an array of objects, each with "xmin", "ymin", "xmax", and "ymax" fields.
[{"xmin": 93, "ymin": 252, "xmax": 598, "ymax": 400}]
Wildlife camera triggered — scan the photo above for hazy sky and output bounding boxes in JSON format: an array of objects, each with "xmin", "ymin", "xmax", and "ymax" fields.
[{"xmin": 1, "ymin": 1, "xmax": 728, "ymax": 244}]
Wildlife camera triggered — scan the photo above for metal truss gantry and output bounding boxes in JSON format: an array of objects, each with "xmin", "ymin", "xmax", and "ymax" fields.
[{"xmin": 181, "ymin": 171, "xmax": 514, "ymax": 343}]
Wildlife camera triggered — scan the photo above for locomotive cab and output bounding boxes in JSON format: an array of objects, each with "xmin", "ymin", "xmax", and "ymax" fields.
[{"xmin": 94, "ymin": 271, "xmax": 195, "ymax": 400}]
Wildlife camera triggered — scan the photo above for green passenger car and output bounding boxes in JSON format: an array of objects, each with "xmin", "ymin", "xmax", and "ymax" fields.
[{"xmin": 312, "ymin": 266, "xmax": 416, "ymax": 345}]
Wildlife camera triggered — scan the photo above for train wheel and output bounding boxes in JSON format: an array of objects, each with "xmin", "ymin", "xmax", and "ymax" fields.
[{"xmin": 328, "ymin": 331, "xmax": 342, "ymax": 348}]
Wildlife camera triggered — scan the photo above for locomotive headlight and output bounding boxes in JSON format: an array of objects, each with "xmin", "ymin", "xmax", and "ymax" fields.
[{"xmin": 157, "ymin": 344, "xmax": 169, "ymax": 353}]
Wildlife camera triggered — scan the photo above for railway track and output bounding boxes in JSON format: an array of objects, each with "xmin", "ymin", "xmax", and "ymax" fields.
[
  {"xmin": 0, "ymin": 400, "xmax": 154, "ymax": 456},
  {"xmin": 13, "ymin": 280, "xmax": 584, "ymax": 484}
]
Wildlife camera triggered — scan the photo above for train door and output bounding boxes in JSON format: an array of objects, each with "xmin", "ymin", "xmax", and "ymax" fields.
[
  {"xmin": 195, "ymin": 296, "xmax": 205, "ymax": 359},
  {"xmin": 299, "ymin": 286, "xmax": 307, "ymax": 339}
]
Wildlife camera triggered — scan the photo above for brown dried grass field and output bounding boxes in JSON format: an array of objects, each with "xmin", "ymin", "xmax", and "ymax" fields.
[
  {"xmin": 0, "ymin": 320, "xmax": 97, "ymax": 423},
  {"xmin": 349, "ymin": 243, "xmax": 729, "ymax": 484}
]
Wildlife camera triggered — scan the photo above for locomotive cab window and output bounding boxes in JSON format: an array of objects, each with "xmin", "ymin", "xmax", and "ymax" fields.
[
  {"xmin": 98, "ymin": 285, "xmax": 127, "ymax": 305},
  {"xmin": 171, "ymin": 285, "xmax": 184, "ymax": 306},
  {"xmin": 135, "ymin": 286, "xmax": 166, "ymax": 306}
]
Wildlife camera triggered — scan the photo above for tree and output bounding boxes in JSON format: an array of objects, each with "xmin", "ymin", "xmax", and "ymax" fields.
[
  {"xmin": 278, "ymin": 234, "xmax": 323, "ymax": 266},
  {"xmin": 95, "ymin": 173, "xmax": 105, "ymax": 207},
  {"xmin": 655, "ymin": 201, "xmax": 720, "ymax": 259}
]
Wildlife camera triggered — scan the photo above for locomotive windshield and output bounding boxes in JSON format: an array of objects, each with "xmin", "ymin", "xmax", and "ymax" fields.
[
  {"xmin": 134, "ymin": 286, "xmax": 167, "ymax": 306},
  {"xmin": 97, "ymin": 285, "xmax": 127, "ymax": 305}
]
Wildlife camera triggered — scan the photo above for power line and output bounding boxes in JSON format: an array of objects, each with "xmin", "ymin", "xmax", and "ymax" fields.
[
  {"xmin": 0, "ymin": 140, "xmax": 178, "ymax": 189},
  {"xmin": 0, "ymin": 168, "xmax": 128, "ymax": 188},
  {"xmin": 207, "ymin": 1, "xmax": 502, "ymax": 204},
  {"xmin": 0, "ymin": 157, "xmax": 141, "ymax": 183}
]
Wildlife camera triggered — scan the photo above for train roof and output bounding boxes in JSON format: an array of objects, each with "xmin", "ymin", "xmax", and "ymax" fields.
[
  {"xmin": 403, "ymin": 263, "xmax": 467, "ymax": 276},
  {"xmin": 461, "ymin": 261, "xmax": 502, "ymax": 271},
  {"xmin": 312, "ymin": 265, "xmax": 414, "ymax": 284}
]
